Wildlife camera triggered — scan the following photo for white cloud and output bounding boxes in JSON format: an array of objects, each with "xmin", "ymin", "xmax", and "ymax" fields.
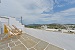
[
  {"xmin": 0, "ymin": 0, "xmax": 75, "ymax": 24},
  {"xmin": 39, "ymin": 7, "xmax": 75, "ymax": 24},
  {"xmin": 18, "ymin": 0, "xmax": 53, "ymax": 14},
  {"xmin": 0, "ymin": 0, "xmax": 54, "ymax": 24}
]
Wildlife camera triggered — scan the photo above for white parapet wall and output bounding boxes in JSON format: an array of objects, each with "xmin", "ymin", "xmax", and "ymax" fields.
[
  {"xmin": 0, "ymin": 16, "xmax": 25, "ymax": 33},
  {"xmin": 0, "ymin": 17, "xmax": 9, "ymax": 33},
  {"xmin": 70, "ymin": 30, "xmax": 75, "ymax": 33},
  {"xmin": 62, "ymin": 29, "xmax": 68, "ymax": 33},
  {"xmin": 46, "ymin": 29, "xmax": 59, "ymax": 31},
  {"xmin": 0, "ymin": 21, "xmax": 2, "ymax": 34}
]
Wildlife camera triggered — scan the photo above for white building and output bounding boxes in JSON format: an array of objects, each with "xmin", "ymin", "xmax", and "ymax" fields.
[{"xmin": 41, "ymin": 25, "xmax": 47, "ymax": 30}]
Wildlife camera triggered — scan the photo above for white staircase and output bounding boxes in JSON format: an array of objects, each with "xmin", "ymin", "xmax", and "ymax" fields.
[
  {"xmin": 8, "ymin": 17, "xmax": 25, "ymax": 33},
  {"xmin": 0, "ymin": 16, "xmax": 25, "ymax": 33}
]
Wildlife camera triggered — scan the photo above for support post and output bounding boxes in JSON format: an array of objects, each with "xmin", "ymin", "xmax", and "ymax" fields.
[{"xmin": 21, "ymin": 16, "xmax": 22, "ymax": 25}]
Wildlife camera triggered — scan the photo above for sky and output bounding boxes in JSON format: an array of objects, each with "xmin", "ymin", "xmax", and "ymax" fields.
[{"xmin": 0, "ymin": 0, "xmax": 75, "ymax": 24}]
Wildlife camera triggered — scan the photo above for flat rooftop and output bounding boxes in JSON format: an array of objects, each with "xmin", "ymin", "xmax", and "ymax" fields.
[
  {"xmin": 0, "ymin": 27, "xmax": 75, "ymax": 50},
  {"xmin": 24, "ymin": 28, "xmax": 75, "ymax": 50},
  {"xmin": 0, "ymin": 31, "xmax": 63, "ymax": 50}
]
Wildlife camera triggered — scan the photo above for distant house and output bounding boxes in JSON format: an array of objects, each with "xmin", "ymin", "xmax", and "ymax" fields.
[{"xmin": 41, "ymin": 25, "xmax": 47, "ymax": 29}]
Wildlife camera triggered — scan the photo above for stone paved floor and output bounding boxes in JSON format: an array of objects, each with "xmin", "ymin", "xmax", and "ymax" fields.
[{"xmin": 0, "ymin": 33, "xmax": 64, "ymax": 50}]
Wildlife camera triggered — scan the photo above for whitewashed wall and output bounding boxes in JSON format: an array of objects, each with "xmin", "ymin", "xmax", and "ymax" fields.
[
  {"xmin": 0, "ymin": 18, "xmax": 8, "ymax": 33},
  {"xmin": 8, "ymin": 17, "xmax": 24, "ymax": 31},
  {"xmin": 0, "ymin": 17, "xmax": 25, "ymax": 33}
]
